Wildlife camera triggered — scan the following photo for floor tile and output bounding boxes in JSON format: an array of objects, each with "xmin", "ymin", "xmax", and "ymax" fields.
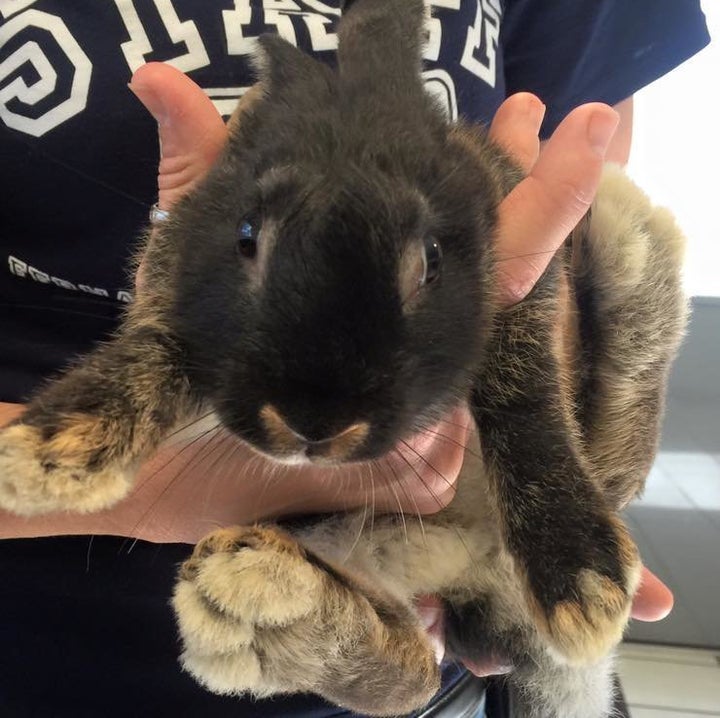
[
  {"xmin": 630, "ymin": 708, "xmax": 720, "ymax": 717},
  {"xmin": 617, "ymin": 649, "xmax": 720, "ymax": 712},
  {"xmin": 621, "ymin": 643, "xmax": 720, "ymax": 667},
  {"xmin": 681, "ymin": 475, "xmax": 720, "ymax": 514},
  {"xmin": 655, "ymin": 451, "xmax": 720, "ymax": 527}
]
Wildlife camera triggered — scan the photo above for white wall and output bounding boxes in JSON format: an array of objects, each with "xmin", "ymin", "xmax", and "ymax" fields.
[{"xmin": 628, "ymin": 0, "xmax": 719, "ymax": 298}]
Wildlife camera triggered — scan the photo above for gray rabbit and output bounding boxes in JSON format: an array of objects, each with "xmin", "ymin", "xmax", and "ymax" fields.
[{"xmin": 0, "ymin": 1, "xmax": 688, "ymax": 716}]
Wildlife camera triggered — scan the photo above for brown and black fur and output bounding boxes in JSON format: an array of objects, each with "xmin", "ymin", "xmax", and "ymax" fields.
[{"xmin": 0, "ymin": 1, "xmax": 688, "ymax": 716}]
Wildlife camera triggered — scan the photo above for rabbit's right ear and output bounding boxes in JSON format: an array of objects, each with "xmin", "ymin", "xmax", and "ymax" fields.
[
  {"xmin": 253, "ymin": 34, "xmax": 334, "ymax": 104},
  {"xmin": 337, "ymin": 0, "xmax": 427, "ymax": 96}
]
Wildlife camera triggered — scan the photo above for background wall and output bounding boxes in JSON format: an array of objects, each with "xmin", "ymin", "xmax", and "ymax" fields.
[{"xmin": 628, "ymin": 0, "xmax": 720, "ymax": 299}]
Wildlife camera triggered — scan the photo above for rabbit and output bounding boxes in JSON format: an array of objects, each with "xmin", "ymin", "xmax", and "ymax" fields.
[{"xmin": 0, "ymin": 0, "xmax": 688, "ymax": 716}]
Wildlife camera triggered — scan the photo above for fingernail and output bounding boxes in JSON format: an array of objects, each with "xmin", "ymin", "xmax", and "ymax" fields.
[{"xmin": 587, "ymin": 109, "xmax": 619, "ymax": 157}]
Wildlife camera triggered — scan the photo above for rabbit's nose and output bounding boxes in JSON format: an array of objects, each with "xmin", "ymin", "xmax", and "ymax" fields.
[{"xmin": 259, "ymin": 404, "xmax": 370, "ymax": 463}]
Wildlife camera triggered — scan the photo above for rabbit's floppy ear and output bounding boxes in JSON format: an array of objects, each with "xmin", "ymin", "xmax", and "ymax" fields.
[
  {"xmin": 337, "ymin": 0, "xmax": 427, "ymax": 96},
  {"xmin": 254, "ymin": 34, "xmax": 334, "ymax": 103}
]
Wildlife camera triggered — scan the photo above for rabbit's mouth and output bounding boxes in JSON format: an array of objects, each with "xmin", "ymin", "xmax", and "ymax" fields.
[
  {"xmin": 240, "ymin": 402, "xmax": 472, "ymax": 500},
  {"xmin": 252, "ymin": 403, "xmax": 371, "ymax": 466}
]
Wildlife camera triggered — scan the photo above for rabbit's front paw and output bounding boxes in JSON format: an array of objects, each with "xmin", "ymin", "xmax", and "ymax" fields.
[
  {"xmin": 174, "ymin": 526, "xmax": 440, "ymax": 716},
  {"xmin": 531, "ymin": 517, "xmax": 642, "ymax": 665},
  {"xmin": 0, "ymin": 421, "xmax": 135, "ymax": 515}
]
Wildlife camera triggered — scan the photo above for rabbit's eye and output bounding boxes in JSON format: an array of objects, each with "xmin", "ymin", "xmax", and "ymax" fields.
[
  {"xmin": 421, "ymin": 236, "xmax": 442, "ymax": 285},
  {"xmin": 399, "ymin": 236, "xmax": 442, "ymax": 307},
  {"xmin": 237, "ymin": 220, "xmax": 258, "ymax": 258}
]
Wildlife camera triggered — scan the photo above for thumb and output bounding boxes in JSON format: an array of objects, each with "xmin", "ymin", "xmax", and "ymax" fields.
[
  {"xmin": 129, "ymin": 62, "xmax": 228, "ymax": 210},
  {"xmin": 496, "ymin": 103, "xmax": 619, "ymax": 306},
  {"xmin": 632, "ymin": 567, "xmax": 674, "ymax": 622}
]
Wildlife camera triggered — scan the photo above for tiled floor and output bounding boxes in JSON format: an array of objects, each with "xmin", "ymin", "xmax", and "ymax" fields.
[
  {"xmin": 618, "ymin": 643, "xmax": 720, "ymax": 717},
  {"xmin": 624, "ymin": 395, "xmax": 720, "ymax": 649}
]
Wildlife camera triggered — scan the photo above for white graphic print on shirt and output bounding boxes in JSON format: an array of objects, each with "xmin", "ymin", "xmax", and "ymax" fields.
[
  {"xmin": 114, "ymin": 0, "xmax": 211, "ymax": 73},
  {"xmin": 1, "ymin": 0, "xmax": 503, "ymax": 137},
  {"xmin": 0, "ymin": 7, "xmax": 91, "ymax": 137},
  {"xmin": 461, "ymin": 0, "xmax": 500, "ymax": 88},
  {"xmin": 8, "ymin": 254, "xmax": 132, "ymax": 303}
]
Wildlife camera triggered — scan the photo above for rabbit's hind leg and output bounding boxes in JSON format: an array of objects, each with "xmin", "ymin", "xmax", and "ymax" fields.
[{"xmin": 573, "ymin": 165, "xmax": 689, "ymax": 508}]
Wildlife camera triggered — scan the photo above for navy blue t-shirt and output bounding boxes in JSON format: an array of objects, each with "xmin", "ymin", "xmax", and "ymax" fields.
[{"xmin": 0, "ymin": 2, "xmax": 711, "ymax": 717}]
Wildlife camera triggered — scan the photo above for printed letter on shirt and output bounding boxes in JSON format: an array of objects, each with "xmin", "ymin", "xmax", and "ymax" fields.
[{"xmin": 460, "ymin": 0, "xmax": 500, "ymax": 88}]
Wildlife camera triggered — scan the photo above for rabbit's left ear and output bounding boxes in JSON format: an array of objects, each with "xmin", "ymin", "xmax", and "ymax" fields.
[
  {"xmin": 254, "ymin": 34, "xmax": 334, "ymax": 102},
  {"xmin": 337, "ymin": 0, "xmax": 427, "ymax": 97}
]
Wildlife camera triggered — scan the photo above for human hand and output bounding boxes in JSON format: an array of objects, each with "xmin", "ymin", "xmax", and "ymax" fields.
[
  {"xmin": 0, "ymin": 64, "xmax": 466, "ymax": 543},
  {"xmin": 0, "ymin": 71, "xmax": 466, "ymax": 544}
]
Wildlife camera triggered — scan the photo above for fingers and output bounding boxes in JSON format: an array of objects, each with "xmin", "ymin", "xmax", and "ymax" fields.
[
  {"xmin": 489, "ymin": 93, "xmax": 545, "ymax": 173},
  {"xmin": 632, "ymin": 567, "xmax": 674, "ymax": 621},
  {"xmin": 129, "ymin": 62, "xmax": 228, "ymax": 209},
  {"xmin": 496, "ymin": 103, "xmax": 619, "ymax": 306}
]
